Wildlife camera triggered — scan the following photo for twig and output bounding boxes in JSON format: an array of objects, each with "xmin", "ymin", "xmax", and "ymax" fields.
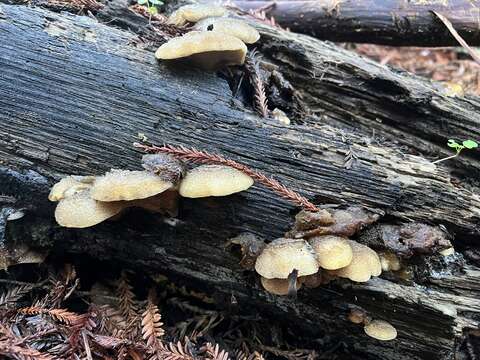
[
  {"xmin": 133, "ymin": 143, "xmax": 319, "ymax": 212},
  {"xmin": 245, "ymin": 50, "xmax": 270, "ymax": 118},
  {"xmin": 432, "ymin": 11, "xmax": 480, "ymax": 65}
]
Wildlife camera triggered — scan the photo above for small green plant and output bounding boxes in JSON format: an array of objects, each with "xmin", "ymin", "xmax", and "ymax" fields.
[
  {"xmin": 137, "ymin": 0, "xmax": 162, "ymax": 15},
  {"xmin": 433, "ymin": 139, "xmax": 478, "ymax": 164}
]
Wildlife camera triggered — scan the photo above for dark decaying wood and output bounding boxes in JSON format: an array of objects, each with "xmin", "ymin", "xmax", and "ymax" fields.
[
  {"xmin": 221, "ymin": 0, "xmax": 480, "ymax": 47},
  {"xmin": 0, "ymin": 3, "xmax": 480, "ymax": 359}
]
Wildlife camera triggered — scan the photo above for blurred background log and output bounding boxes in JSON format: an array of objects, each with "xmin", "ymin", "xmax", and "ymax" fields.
[{"xmin": 220, "ymin": 0, "xmax": 480, "ymax": 47}]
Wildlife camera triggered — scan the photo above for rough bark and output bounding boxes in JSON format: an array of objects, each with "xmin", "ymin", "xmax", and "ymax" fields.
[
  {"xmin": 223, "ymin": 0, "xmax": 480, "ymax": 46},
  {"xmin": 1, "ymin": 3, "xmax": 480, "ymax": 360}
]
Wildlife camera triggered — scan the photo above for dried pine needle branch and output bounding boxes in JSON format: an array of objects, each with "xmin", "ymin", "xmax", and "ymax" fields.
[
  {"xmin": 245, "ymin": 50, "xmax": 270, "ymax": 118},
  {"xmin": 134, "ymin": 143, "xmax": 319, "ymax": 212}
]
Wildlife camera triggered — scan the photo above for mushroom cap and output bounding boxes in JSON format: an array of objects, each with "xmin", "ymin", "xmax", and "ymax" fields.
[
  {"xmin": 168, "ymin": 4, "xmax": 227, "ymax": 26},
  {"xmin": 364, "ymin": 320, "xmax": 397, "ymax": 341},
  {"xmin": 254, "ymin": 238, "xmax": 319, "ymax": 279},
  {"xmin": 91, "ymin": 170, "xmax": 172, "ymax": 202},
  {"xmin": 155, "ymin": 31, "xmax": 248, "ymax": 70},
  {"xmin": 260, "ymin": 277, "xmax": 302, "ymax": 296},
  {"xmin": 378, "ymin": 251, "xmax": 401, "ymax": 272},
  {"xmin": 179, "ymin": 164, "xmax": 253, "ymax": 198},
  {"xmin": 309, "ymin": 235, "xmax": 353, "ymax": 270},
  {"xmin": 55, "ymin": 190, "xmax": 124, "ymax": 228},
  {"xmin": 49, "ymin": 176, "xmax": 95, "ymax": 202},
  {"xmin": 193, "ymin": 18, "xmax": 260, "ymax": 44},
  {"xmin": 334, "ymin": 241, "xmax": 381, "ymax": 282}
]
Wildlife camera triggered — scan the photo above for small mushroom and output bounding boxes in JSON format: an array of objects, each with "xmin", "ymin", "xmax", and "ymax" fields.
[
  {"xmin": 193, "ymin": 18, "xmax": 260, "ymax": 44},
  {"xmin": 179, "ymin": 165, "xmax": 253, "ymax": 198},
  {"xmin": 378, "ymin": 251, "xmax": 401, "ymax": 271},
  {"xmin": 55, "ymin": 190, "xmax": 124, "ymax": 228},
  {"xmin": 348, "ymin": 309, "xmax": 368, "ymax": 325},
  {"xmin": 91, "ymin": 170, "xmax": 173, "ymax": 202},
  {"xmin": 364, "ymin": 320, "xmax": 397, "ymax": 341},
  {"xmin": 254, "ymin": 238, "xmax": 319, "ymax": 279},
  {"xmin": 309, "ymin": 235, "xmax": 353, "ymax": 270},
  {"xmin": 49, "ymin": 176, "xmax": 95, "ymax": 201},
  {"xmin": 155, "ymin": 31, "xmax": 248, "ymax": 70},
  {"xmin": 167, "ymin": 4, "xmax": 227, "ymax": 26},
  {"xmin": 439, "ymin": 247, "xmax": 455, "ymax": 256},
  {"xmin": 260, "ymin": 277, "xmax": 302, "ymax": 296},
  {"xmin": 334, "ymin": 241, "xmax": 381, "ymax": 282}
]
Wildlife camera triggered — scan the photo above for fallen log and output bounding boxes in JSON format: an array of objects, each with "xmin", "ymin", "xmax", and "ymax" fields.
[
  {"xmin": 1, "ymin": 3, "xmax": 480, "ymax": 359},
  {"xmin": 222, "ymin": 0, "xmax": 480, "ymax": 47}
]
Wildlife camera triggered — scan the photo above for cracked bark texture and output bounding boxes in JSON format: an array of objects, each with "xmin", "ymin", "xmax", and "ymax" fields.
[{"xmin": 0, "ymin": 3, "xmax": 480, "ymax": 359}]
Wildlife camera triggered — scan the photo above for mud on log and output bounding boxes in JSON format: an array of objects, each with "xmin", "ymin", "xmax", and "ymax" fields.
[{"xmin": 0, "ymin": 3, "xmax": 480, "ymax": 359}]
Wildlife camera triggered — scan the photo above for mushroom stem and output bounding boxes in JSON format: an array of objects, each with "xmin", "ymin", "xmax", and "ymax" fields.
[
  {"xmin": 287, "ymin": 269, "xmax": 299, "ymax": 298},
  {"xmin": 133, "ymin": 143, "xmax": 319, "ymax": 212}
]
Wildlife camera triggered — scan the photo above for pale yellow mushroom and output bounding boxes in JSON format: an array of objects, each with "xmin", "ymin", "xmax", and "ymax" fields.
[
  {"xmin": 179, "ymin": 165, "xmax": 253, "ymax": 198},
  {"xmin": 439, "ymin": 247, "xmax": 455, "ymax": 256},
  {"xmin": 155, "ymin": 31, "xmax": 248, "ymax": 70},
  {"xmin": 378, "ymin": 251, "xmax": 401, "ymax": 272},
  {"xmin": 193, "ymin": 17, "xmax": 260, "ymax": 44},
  {"xmin": 55, "ymin": 190, "xmax": 124, "ymax": 228},
  {"xmin": 309, "ymin": 235, "xmax": 353, "ymax": 270},
  {"xmin": 260, "ymin": 277, "xmax": 302, "ymax": 296},
  {"xmin": 334, "ymin": 241, "xmax": 381, "ymax": 282},
  {"xmin": 91, "ymin": 170, "xmax": 172, "ymax": 202},
  {"xmin": 168, "ymin": 4, "xmax": 227, "ymax": 26},
  {"xmin": 254, "ymin": 238, "xmax": 319, "ymax": 279},
  {"xmin": 364, "ymin": 320, "xmax": 397, "ymax": 341},
  {"xmin": 49, "ymin": 175, "xmax": 95, "ymax": 202}
]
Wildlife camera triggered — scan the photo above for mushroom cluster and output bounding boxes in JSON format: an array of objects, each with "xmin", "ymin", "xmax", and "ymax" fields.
[
  {"xmin": 253, "ymin": 208, "xmax": 384, "ymax": 296},
  {"xmin": 156, "ymin": 4, "xmax": 260, "ymax": 70},
  {"xmin": 49, "ymin": 156, "xmax": 254, "ymax": 228}
]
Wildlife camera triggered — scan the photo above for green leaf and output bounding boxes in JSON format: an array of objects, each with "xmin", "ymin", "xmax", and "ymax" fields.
[
  {"xmin": 150, "ymin": 0, "xmax": 161, "ymax": 5},
  {"xmin": 462, "ymin": 139, "xmax": 478, "ymax": 149},
  {"xmin": 147, "ymin": 6, "xmax": 158, "ymax": 14},
  {"xmin": 447, "ymin": 139, "xmax": 460, "ymax": 148},
  {"xmin": 137, "ymin": 0, "xmax": 148, "ymax": 4}
]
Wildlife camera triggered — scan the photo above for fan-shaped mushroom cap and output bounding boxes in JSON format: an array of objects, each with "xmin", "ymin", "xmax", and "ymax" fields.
[
  {"xmin": 55, "ymin": 190, "xmax": 124, "ymax": 228},
  {"xmin": 334, "ymin": 241, "xmax": 381, "ymax": 282},
  {"xmin": 179, "ymin": 165, "xmax": 253, "ymax": 198},
  {"xmin": 309, "ymin": 235, "xmax": 353, "ymax": 270},
  {"xmin": 49, "ymin": 176, "xmax": 95, "ymax": 202},
  {"xmin": 168, "ymin": 4, "xmax": 227, "ymax": 26},
  {"xmin": 260, "ymin": 277, "xmax": 302, "ymax": 296},
  {"xmin": 364, "ymin": 320, "xmax": 397, "ymax": 341},
  {"xmin": 155, "ymin": 31, "xmax": 248, "ymax": 70},
  {"xmin": 255, "ymin": 238, "xmax": 319, "ymax": 279},
  {"xmin": 193, "ymin": 17, "xmax": 260, "ymax": 44},
  {"xmin": 91, "ymin": 170, "xmax": 172, "ymax": 202}
]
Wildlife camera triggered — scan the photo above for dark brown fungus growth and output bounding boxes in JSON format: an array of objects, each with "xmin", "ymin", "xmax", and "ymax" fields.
[
  {"xmin": 226, "ymin": 233, "xmax": 266, "ymax": 270},
  {"xmin": 141, "ymin": 153, "xmax": 186, "ymax": 184},
  {"xmin": 359, "ymin": 223, "xmax": 452, "ymax": 257},
  {"xmin": 348, "ymin": 308, "xmax": 368, "ymax": 325},
  {"xmin": 288, "ymin": 206, "xmax": 379, "ymax": 239},
  {"xmin": 128, "ymin": 190, "xmax": 179, "ymax": 217}
]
